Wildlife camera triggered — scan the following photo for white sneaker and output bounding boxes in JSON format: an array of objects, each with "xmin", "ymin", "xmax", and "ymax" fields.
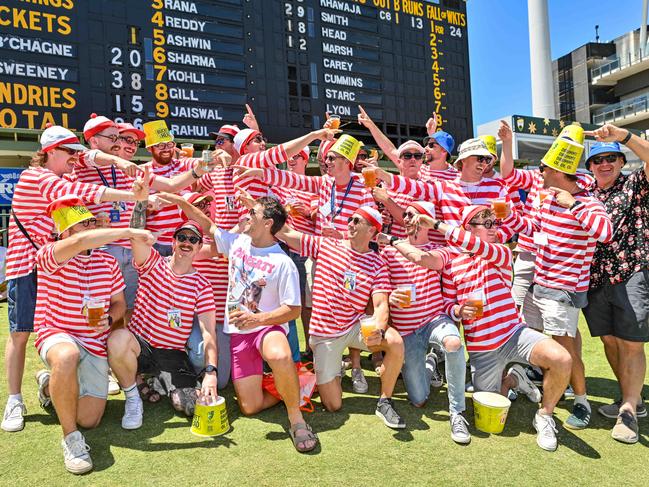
[
  {"xmin": 121, "ymin": 395, "xmax": 143, "ymax": 430},
  {"xmin": 35, "ymin": 369, "xmax": 52, "ymax": 408},
  {"xmin": 351, "ymin": 368, "xmax": 368, "ymax": 394},
  {"xmin": 108, "ymin": 374, "xmax": 121, "ymax": 396},
  {"xmin": 533, "ymin": 411, "xmax": 558, "ymax": 452},
  {"xmin": 425, "ymin": 351, "xmax": 443, "ymax": 388},
  {"xmin": 1, "ymin": 400, "xmax": 26, "ymax": 432},
  {"xmin": 508, "ymin": 364, "xmax": 542, "ymax": 403},
  {"xmin": 61, "ymin": 430, "xmax": 93, "ymax": 474},
  {"xmin": 450, "ymin": 412, "xmax": 471, "ymax": 444}
]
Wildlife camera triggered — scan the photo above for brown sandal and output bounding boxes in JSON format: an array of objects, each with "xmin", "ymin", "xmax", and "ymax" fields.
[{"xmin": 288, "ymin": 422, "xmax": 319, "ymax": 453}]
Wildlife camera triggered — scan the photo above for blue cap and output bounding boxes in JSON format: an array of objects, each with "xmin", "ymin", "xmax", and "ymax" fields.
[
  {"xmin": 586, "ymin": 142, "xmax": 624, "ymax": 162},
  {"xmin": 423, "ymin": 131, "xmax": 455, "ymax": 155}
]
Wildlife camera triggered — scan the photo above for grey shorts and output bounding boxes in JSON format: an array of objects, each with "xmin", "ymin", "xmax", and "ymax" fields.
[
  {"xmin": 584, "ymin": 270, "xmax": 649, "ymax": 342},
  {"xmin": 309, "ymin": 323, "xmax": 370, "ymax": 385},
  {"xmin": 104, "ymin": 244, "xmax": 138, "ymax": 309},
  {"xmin": 512, "ymin": 251, "xmax": 535, "ymax": 306},
  {"xmin": 469, "ymin": 327, "xmax": 548, "ymax": 393},
  {"xmin": 39, "ymin": 333, "xmax": 109, "ymax": 400}
]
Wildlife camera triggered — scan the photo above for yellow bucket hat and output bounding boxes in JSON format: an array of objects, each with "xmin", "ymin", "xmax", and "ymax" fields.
[
  {"xmin": 47, "ymin": 195, "xmax": 95, "ymax": 234},
  {"xmin": 329, "ymin": 134, "xmax": 362, "ymax": 165},
  {"xmin": 143, "ymin": 120, "xmax": 174, "ymax": 148},
  {"xmin": 478, "ymin": 135, "xmax": 497, "ymax": 159},
  {"xmin": 541, "ymin": 137, "xmax": 584, "ymax": 175},
  {"xmin": 558, "ymin": 124, "xmax": 584, "ymax": 145}
]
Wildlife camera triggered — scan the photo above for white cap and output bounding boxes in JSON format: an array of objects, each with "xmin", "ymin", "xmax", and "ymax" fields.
[
  {"xmin": 354, "ymin": 206, "xmax": 383, "ymax": 232},
  {"xmin": 397, "ymin": 140, "xmax": 425, "ymax": 157},
  {"xmin": 83, "ymin": 113, "xmax": 116, "ymax": 139},
  {"xmin": 408, "ymin": 201, "xmax": 436, "ymax": 219},
  {"xmin": 233, "ymin": 128, "xmax": 260, "ymax": 154},
  {"xmin": 40, "ymin": 125, "xmax": 86, "ymax": 152}
]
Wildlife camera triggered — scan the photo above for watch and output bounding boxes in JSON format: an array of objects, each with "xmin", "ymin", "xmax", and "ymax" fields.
[
  {"xmin": 191, "ymin": 168, "xmax": 201, "ymax": 179},
  {"xmin": 202, "ymin": 365, "xmax": 217, "ymax": 374},
  {"xmin": 570, "ymin": 200, "xmax": 583, "ymax": 211},
  {"xmin": 389, "ymin": 236, "xmax": 399, "ymax": 246},
  {"xmin": 433, "ymin": 220, "xmax": 441, "ymax": 230},
  {"xmin": 621, "ymin": 131, "xmax": 632, "ymax": 145}
]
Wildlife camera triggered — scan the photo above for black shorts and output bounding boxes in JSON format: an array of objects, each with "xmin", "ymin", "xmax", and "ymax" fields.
[
  {"xmin": 584, "ymin": 270, "xmax": 649, "ymax": 342},
  {"xmin": 135, "ymin": 335, "xmax": 197, "ymax": 392}
]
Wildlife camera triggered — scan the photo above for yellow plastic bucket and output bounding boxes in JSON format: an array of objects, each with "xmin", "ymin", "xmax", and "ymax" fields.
[
  {"xmin": 190, "ymin": 396, "xmax": 230, "ymax": 437},
  {"xmin": 473, "ymin": 391, "xmax": 511, "ymax": 434}
]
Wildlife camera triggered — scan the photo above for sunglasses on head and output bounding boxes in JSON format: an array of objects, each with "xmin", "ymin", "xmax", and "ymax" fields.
[
  {"xmin": 401, "ymin": 152, "xmax": 424, "ymax": 160},
  {"xmin": 590, "ymin": 154, "xmax": 621, "ymax": 165},
  {"xmin": 175, "ymin": 233, "xmax": 201, "ymax": 244},
  {"xmin": 119, "ymin": 135, "xmax": 139, "ymax": 146},
  {"xmin": 96, "ymin": 133, "xmax": 120, "ymax": 143},
  {"xmin": 469, "ymin": 219, "xmax": 500, "ymax": 229},
  {"xmin": 154, "ymin": 141, "xmax": 176, "ymax": 150},
  {"xmin": 56, "ymin": 146, "xmax": 80, "ymax": 156}
]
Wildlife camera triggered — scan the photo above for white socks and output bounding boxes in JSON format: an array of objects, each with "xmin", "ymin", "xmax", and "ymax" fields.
[
  {"xmin": 574, "ymin": 393, "xmax": 591, "ymax": 412},
  {"xmin": 123, "ymin": 384, "xmax": 138, "ymax": 400}
]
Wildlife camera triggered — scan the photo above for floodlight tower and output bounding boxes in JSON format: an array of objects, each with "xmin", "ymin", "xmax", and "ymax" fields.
[{"xmin": 528, "ymin": 0, "xmax": 556, "ymax": 118}]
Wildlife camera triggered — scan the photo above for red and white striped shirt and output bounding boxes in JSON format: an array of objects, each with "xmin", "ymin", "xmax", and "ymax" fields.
[
  {"xmin": 7, "ymin": 167, "xmax": 105, "ymax": 280},
  {"xmin": 264, "ymin": 170, "xmax": 376, "ymax": 236},
  {"xmin": 381, "ymin": 243, "xmax": 455, "ymax": 336},
  {"xmin": 421, "ymin": 164, "xmax": 459, "ymax": 182},
  {"xmin": 198, "ymin": 166, "xmax": 241, "ymax": 230},
  {"xmin": 34, "ymin": 244, "xmax": 124, "ymax": 358},
  {"xmin": 300, "ymin": 235, "xmax": 391, "ymax": 337},
  {"xmin": 441, "ymin": 228, "xmax": 523, "ymax": 352},
  {"xmin": 144, "ymin": 157, "xmax": 194, "ymax": 245},
  {"xmin": 270, "ymin": 185, "xmax": 318, "ymax": 235},
  {"xmin": 381, "ymin": 190, "xmax": 415, "ymax": 239},
  {"xmin": 504, "ymin": 169, "xmax": 595, "ymax": 253},
  {"xmin": 128, "ymin": 249, "xmax": 215, "ymax": 350},
  {"xmin": 232, "ymin": 145, "xmax": 288, "ymax": 217},
  {"xmin": 507, "ymin": 191, "xmax": 613, "ymax": 293},
  {"xmin": 192, "ymin": 238, "xmax": 229, "ymax": 323},
  {"xmin": 389, "ymin": 174, "xmax": 470, "ymax": 247}
]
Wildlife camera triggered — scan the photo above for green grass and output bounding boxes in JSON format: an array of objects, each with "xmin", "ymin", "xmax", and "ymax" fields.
[{"xmin": 0, "ymin": 302, "xmax": 647, "ymax": 486}]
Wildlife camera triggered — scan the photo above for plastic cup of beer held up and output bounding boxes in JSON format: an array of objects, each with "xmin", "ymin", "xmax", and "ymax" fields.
[
  {"xmin": 396, "ymin": 284, "xmax": 413, "ymax": 308},
  {"xmin": 491, "ymin": 198, "xmax": 508, "ymax": 219},
  {"xmin": 362, "ymin": 166, "xmax": 378, "ymax": 188},
  {"xmin": 86, "ymin": 299, "xmax": 106, "ymax": 327},
  {"xmin": 328, "ymin": 114, "xmax": 341, "ymax": 130},
  {"xmin": 201, "ymin": 149, "xmax": 213, "ymax": 173},
  {"xmin": 359, "ymin": 315, "xmax": 377, "ymax": 339},
  {"xmin": 180, "ymin": 143, "xmax": 194, "ymax": 158}
]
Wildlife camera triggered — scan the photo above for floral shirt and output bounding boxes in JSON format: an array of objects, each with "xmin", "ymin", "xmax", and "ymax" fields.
[{"xmin": 590, "ymin": 168, "xmax": 649, "ymax": 289}]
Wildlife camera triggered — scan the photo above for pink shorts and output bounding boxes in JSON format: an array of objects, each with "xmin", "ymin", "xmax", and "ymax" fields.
[{"xmin": 230, "ymin": 326, "xmax": 286, "ymax": 381}]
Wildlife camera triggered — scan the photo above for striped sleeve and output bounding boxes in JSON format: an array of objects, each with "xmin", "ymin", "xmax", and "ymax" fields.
[
  {"xmin": 36, "ymin": 244, "xmax": 62, "ymax": 275},
  {"xmin": 264, "ymin": 168, "xmax": 322, "ymax": 194},
  {"xmin": 39, "ymin": 172, "xmax": 105, "ymax": 205},
  {"xmin": 300, "ymin": 234, "xmax": 321, "ymax": 259},
  {"xmin": 195, "ymin": 279, "xmax": 216, "ymax": 314},
  {"xmin": 133, "ymin": 248, "xmax": 161, "ymax": 277},
  {"xmin": 445, "ymin": 227, "xmax": 511, "ymax": 268},
  {"xmin": 503, "ymin": 168, "xmax": 537, "ymax": 192},
  {"xmin": 390, "ymin": 174, "xmax": 439, "ymax": 201},
  {"xmin": 198, "ymin": 172, "xmax": 214, "ymax": 192},
  {"xmin": 238, "ymin": 145, "xmax": 288, "ymax": 169},
  {"xmin": 570, "ymin": 200, "xmax": 613, "ymax": 243},
  {"xmin": 372, "ymin": 263, "xmax": 391, "ymax": 295},
  {"xmin": 441, "ymin": 264, "xmax": 458, "ymax": 317}
]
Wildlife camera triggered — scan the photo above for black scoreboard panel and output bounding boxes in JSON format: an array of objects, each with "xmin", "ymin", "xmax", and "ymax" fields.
[{"xmin": 0, "ymin": 0, "xmax": 472, "ymax": 146}]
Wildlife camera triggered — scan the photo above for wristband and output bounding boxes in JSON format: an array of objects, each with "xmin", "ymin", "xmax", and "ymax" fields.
[
  {"xmin": 570, "ymin": 200, "xmax": 583, "ymax": 211},
  {"xmin": 621, "ymin": 131, "xmax": 632, "ymax": 145},
  {"xmin": 389, "ymin": 236, "xmax": 399, "ymax": 246},
  {"xmin": 191, "ymin": 168, "xmax": 200, "ymax": 179},
  {"xmin": 433, "ymin": 220, "xmax": 441, "ymax": 230}
]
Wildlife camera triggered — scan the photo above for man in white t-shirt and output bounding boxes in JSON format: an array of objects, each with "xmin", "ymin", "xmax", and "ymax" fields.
[{"xmin": 168, "ymin": 193, "xmax": 318, "ymax": 453}]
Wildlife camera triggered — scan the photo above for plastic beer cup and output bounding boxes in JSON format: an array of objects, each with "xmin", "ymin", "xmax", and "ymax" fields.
[
  {"xmin": 86, "ymin": 300, "xmax": 105, "ymax": 327},
  {"xmin": 491, "ymin": 198, "xmax": 507, "ymax": 219},
  {"xmin": 180, "ymin": 143, "xmax": 194, "ymax": 158},
  {"xmin": 466, "ymin": 293, "xmax": 484, "ymax": 319},
  {"xmin": 359, "ymin": 315, "xmax": 377, "ymax": 339},
  {"xmin": 201, "ymin": 149, "xmax": 213, "ymax": 172},
  {"xmin": 362, "ymin": 167, "xmax": 377, "ymax": 188},
  {"xmin": 328, "ymin": 115, "xmax": 341, "ymax": 130},
  {"xmin": 397, "ymin": 285, "xmax": 412, "ymax": 308}
]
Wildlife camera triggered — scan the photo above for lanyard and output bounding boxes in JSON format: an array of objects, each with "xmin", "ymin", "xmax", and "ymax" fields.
[
  {"xmin": 329, "ymin": 178, "xmax": 354, "ymax": 221},
  {"xmin": 95, "ymin": 165, "xmax": 117, "ymax": 188}
]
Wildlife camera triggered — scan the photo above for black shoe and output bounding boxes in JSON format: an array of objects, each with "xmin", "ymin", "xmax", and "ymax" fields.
[{"xmin": 375, "ymin": 399, "xmax": 406, "ymax": 429}]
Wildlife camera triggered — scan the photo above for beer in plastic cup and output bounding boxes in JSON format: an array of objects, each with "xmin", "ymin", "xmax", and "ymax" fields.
[
  {"xmin": 362, "ymin": 167, "xmax": 377, "ymax": 188},
  {"xmin": 466, "ymin": 293, "xmax": 484, "ymax": 319},
  {"xmin": 359, "ymin": 315, "xmax": 377, "ymax": 339},
  {"xmin": 491, "ymin": 198, "xmax": 508, "ymax": 219},
  {"xmin": 285, "ymin": 198, "xmax": 299, "ymax": 217},
  {"xmin": 180, "ymin": 143, "xmax": 194, "ymax": 158},
  {"xmin": 396, "ymin": 285, "xmax": 412, "ymax": 308},
  {"xmin": 328, "ymin": 115, "xmax": 341, "ymax": 130},
  {"xmin": 86, "ymin": 300, "xmax": 105, "ymax": 327},
  {"xmin": 539, "ymin": 190, "xmax": 550, "ymax": 204},
  {"xmin": 227, "ymin": 301, "xmax": 240, "ymax": 319},
  {"xmin": 201, "ymin": 149, "xmax": 213, "ymax": 172}
]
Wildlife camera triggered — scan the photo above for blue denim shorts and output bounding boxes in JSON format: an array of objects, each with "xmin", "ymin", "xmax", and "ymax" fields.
[{"xmin": 8, "ymin": 272, "xmax": 37, "ymax": 333}]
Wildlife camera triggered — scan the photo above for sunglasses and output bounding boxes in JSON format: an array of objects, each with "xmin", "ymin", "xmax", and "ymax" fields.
[
  {"xmin": 347, "ymin": 216, "xmax": 368, "ymax": 225},
  {"xmin": 590, "ymin": 154, "xmax": 621, "ymax": 165},
  {"xmin": 469, "ymin": 219, "xmax": 501, "ymax": 229},
  {"xmin": 153, "ymin": 141, "xmax": 176, "ymax": 150},
  {"xmin": 356, "ymin": 153, "xmax": 369, "ymax": 160},
  {"xmin": 119, "ymin": 135, "xmax": 140, "ymax": 146},
  {"xmin": 96, "ymin": 134, "xmax": 120, "ymax": 143},
  {"xmin": 402, "ymin": 211, "xmax": 418, "ymax": 219},
  {"xmin": 401, "ymin": 152, "xmax": 424, "ymax": 160},
  {"xmin": 81, "ymin": 218, "xmax": 97, "ymax": 227},
  {"xmin": 56, "ymin": 146, "xmax": 80, "ymax": 156},
  {"xmin": 194, "ymin": 200, "xmax": 210, "ymax": 209},
  {"xmin": 426, "ymin": 141, "xmax": 440, "ymax": 149},
  {"xmin": 539, "ymin": 164, "xmax": 547, "ymax": 173},
  {"xmin": 325, "ymin": 154, "xmax": 344, "ymax": 163},
  {"xmin": 175, "ymin": 233, "xmax": 201, "ymax": 244},
  {"xmin": 475, "ymin": 156, "xmax": 491, "ymax": 164},
  {"xmin": 251, "ymin": 135, "xmax": 267, "ymax": 144},
  {"xmin": 215, "ymin": 137, "xmax": 232, "ymax": 146}
]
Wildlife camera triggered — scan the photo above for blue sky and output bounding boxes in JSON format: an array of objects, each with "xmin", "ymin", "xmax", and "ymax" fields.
[{"xmin": 467, "ymin": 0, "xmax": 642, "ymax": 129}]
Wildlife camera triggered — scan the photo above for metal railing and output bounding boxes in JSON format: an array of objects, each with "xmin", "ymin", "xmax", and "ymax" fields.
[
  {"xmin": 593, "ymin": 92, "xmax": 649, "ymax": 124},
  {"xmin": 591, "ymin": 49, "xmax": 647, "ymax": 80}
]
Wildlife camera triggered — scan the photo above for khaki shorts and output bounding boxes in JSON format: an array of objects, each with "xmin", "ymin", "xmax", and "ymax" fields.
[
  {"xmin": 304, "ymin": 257, "xmax": 314, "ymax": 308},
  {"xmin": 309, "ymin": 323, "xmax": 370, "ymax": 385},
  {"xmin": 524, "ymin": 294, "xmax": 580, "ymax": 337}
]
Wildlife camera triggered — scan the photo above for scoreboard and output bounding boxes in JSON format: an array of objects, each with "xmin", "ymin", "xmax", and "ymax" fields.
[{"xmin": 0, "ymin": 0, "xmax": 472, "ymax": 146}]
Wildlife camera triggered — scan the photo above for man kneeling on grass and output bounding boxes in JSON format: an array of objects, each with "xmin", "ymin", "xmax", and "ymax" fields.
[
  {"xmin": 166, "ymin": 192, "xmax": 319, "ymax": 453},
  {"xmin": 33, "ymin": 195, "xmax": 149, "ymax": 474},
  {"xmin": 418, "ymin": 205, "xmax": 573, "ymax": 451}
]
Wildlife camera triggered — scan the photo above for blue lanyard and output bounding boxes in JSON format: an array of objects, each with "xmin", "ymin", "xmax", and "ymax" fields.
[
  {"xmin": 329, "ymin": 178, "xmax": 354, "ymax": 221},
  {"xmin": 95, "ymin": 165, "xmax": 117, "ymax": 188}
]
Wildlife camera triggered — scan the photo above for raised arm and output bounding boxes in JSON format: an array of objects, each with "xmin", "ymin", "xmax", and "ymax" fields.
[
  {"xmin": 156, "ymin": 192, "xmax": 216, "ymax": 236},
  {"xmin": 275, "ymin": 224, "xmax": 304, "ymax": 252},
  {"xmin": 53, "ymin": 228, "xmax": 154, "ymax": 264},
  {"xmin": 585, "ymin": 123, "xmax": 649, "ymax": 182},
  {"xmin": 498, "ymin": 120, "xmax": 515, "ymax": 179},
  {"xmin": 357, "ymin": 105, "xmax": 399, "ymax": 165}
]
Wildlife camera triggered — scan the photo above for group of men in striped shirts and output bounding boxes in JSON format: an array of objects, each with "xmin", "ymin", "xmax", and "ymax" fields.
[{"xmin": 2, "ymin": 105, "xmax": 648, "ymax": 473}]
